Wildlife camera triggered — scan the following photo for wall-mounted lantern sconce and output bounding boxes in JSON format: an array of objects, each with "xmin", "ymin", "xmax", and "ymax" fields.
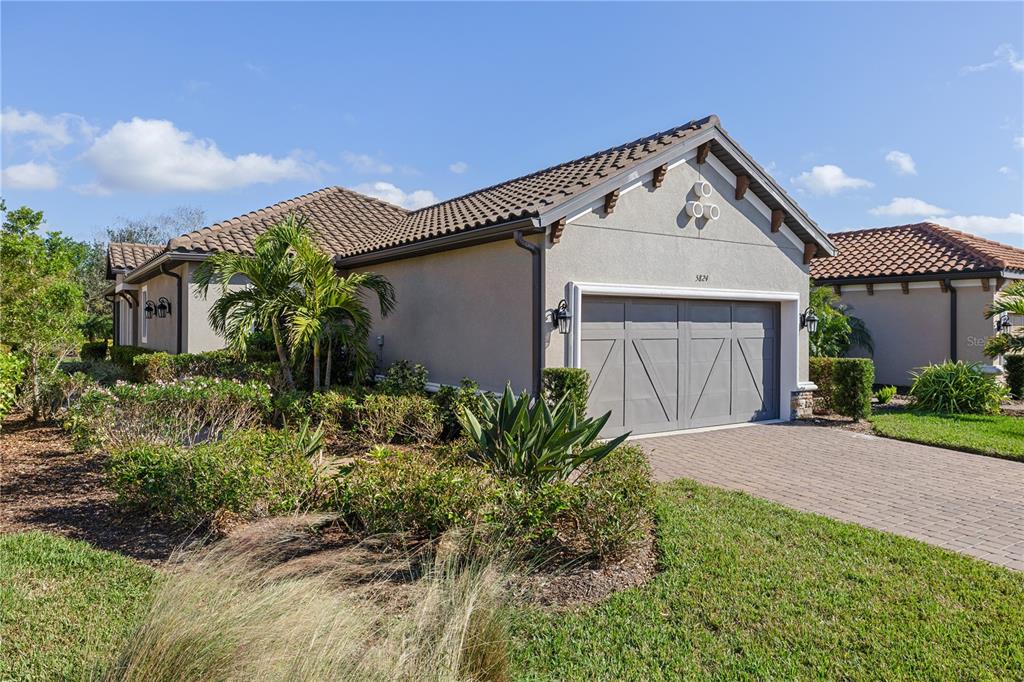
[
  {"xmin": 156, "ymin": 297, "xmax": 171, "ymax": 319},
  {"xmin": 800, "ymin": 306, "xmax": 819, "ymax": 334},
  {"xmin": 144, "ymin": 301, "xmax": 156, "ymax": 319},
  {"xmin": 995, "ymin": 312, "xmax": 1013, "ymax": 333},
  {"xmin": 550, "ymin": 299, "xmax": 572, "ymax": 335}
]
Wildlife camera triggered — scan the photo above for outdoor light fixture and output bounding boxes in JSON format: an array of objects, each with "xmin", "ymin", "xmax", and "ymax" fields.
[
  {"xmin": 551, "ymin": 299, "xmax": 572, "ymax": 335},
  {"xmin": 156, "ymin": 297, "xmax": 171, "ymax": 319},
  {"xmin": 143, "ymin": 301, "xmax": 156, "ymax": 319},
  {"xmin": 995, "ymin": 312, "xmax": 1013, "ymax": 333},
  {"xmin": 800, "ymin": 306, "xmax": 819, "ymax": 334}
]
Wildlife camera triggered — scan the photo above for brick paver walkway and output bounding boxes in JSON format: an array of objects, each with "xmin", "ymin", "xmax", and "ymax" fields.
[{"xmin": 639, "ymin": 423, "xmax": 1024, "ymax": 571}]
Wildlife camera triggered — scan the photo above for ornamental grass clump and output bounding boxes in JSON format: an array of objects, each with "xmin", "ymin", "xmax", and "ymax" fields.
[{"xmin": 910, "ymin": 361, "xmax": 1008, "ymax": 415}]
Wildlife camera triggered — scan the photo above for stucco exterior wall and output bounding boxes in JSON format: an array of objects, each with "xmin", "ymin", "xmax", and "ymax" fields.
[
  {"xmin": 543, "ymin": 154, "xmax": 812, "ymax": 382},
  {"xmin": 133, "ymin": 269, "xmax": 181, "ymax": 353},
  {"xmin": 362, "ymin": 239, "xmax": 533, "ymax": 393},
  {"xmin": 837, "ymin": 280, "xmax": 997, "ymax": 386},
  {"xmin": 183, "ymin": 263, "xmax": 247, "ymax": 353}
]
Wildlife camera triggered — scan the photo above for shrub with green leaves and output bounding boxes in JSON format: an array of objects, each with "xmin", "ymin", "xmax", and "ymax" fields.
[
  {"xmin": 459, "ymin": 384, "xmax": 629, "ymax": 485},
  {"xmin": 832, "ymin": 358, "xmax": 874, "ymax": 421},
  {"xmin": 132, "ymin": 350, "xmax": 279, "ymax": 386},
  {"xmin": 59, "ymin": 359, "xmax": 132, "ymax": 386},
  {"xmin": 809, "ymin": 357, "xmax": 835, "ymax": 414},
  {"xmin": 339, "ymin": 447, "xmax": 496, "ymax": 536},
  {"xmin": 433, "ymin": 378, "xmax": 482, "ymax": 441},
  {"xmin": 80, "ymin": 341, "xmax": 108, "ymax": 361},
  {"xmin": 542, "ymin": 367, "xmax": 590, "ymax": 419},
  {"xmin": 66, "ymin": 377, "xmax": 272, "ymax": 451},
  {"xmin": 109, "ymin": 345, "xmax": 153, "ymax": 373},
  {"xmin": 486, "ymin": 479, "xmax": 574, "ymax": 549},
  {"xmin": 108, "ymin": 428, "xmax": 325, "ymax": 526},
  {"xmin": 0, "ymin": 350, "xmax": 26, "ymax": 425},
  {"xmin": 1004, "ymin": 355, "xmax": 1023, "ymax": 400},
  {"xmin": 378, "ymin": 360, "xmax": 428, "ymax": 396},
  {"xmin": 307, "ymin": 387, "xmax": 363, "ymax": 431},
  {"xmin": 875, "ymin": 385, "xmax": 898, "ymax": 404},
  {"xmin": 910, "ymin": 361, "xmax": 1008, "ymax": 415},
  {"xmin": 354, "ymin": 393, "xmax": 439, "ymax": 445}
]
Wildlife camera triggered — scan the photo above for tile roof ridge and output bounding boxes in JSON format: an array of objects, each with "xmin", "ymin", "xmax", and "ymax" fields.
[
  {"xmin": 329, "ymin": 184, "xmax": 410, "ymax": 213},
  {"xmin": 408, "ymin": 114, "xmax": 718, "ymax": 215},
  {"xmin": 110, "ymin": 241, "xmax": 163, "ymax": 248},
  {"xmin": 917, "ymin": 222, "xmax": 1007, "ymax": 269},
  {"xmin": 828, "ymin": 223, "xmax": 926, "ymax": 238}
]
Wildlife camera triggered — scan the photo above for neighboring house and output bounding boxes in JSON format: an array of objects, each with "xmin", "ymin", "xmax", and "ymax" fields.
[
  {"xmin": 810, "ymin": 223, "xmax": 1024, "ymax": 387},
  {"xmin": 106, "ymin": 114, "xmax": 836, "ymax": 436}
]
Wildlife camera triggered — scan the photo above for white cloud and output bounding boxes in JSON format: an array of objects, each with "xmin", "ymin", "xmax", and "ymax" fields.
[
  {"xmin": 962, "ymin": 43, "xmax": 1024, "ymax": 74},
  {"xmin": 1, "ymin": 161, "xmax": 59, "ymax": 190},
  {"xmin": 870, "ymin": 197, "xmax": 949, "ymax": 217},
  {"xmin": 80, "ymin": 118, "xmax": 320, "ymax": 193},
  {"xmin": 884, "ymin": 150, "xmax": 917, "ymax": 175},
  {"xmin": 449, "ymin": 161, "xmax": 469, "ymax": 174},
  {"xmin": 354, "ymin": 181, "xmax": 437, "ymax": 209},
  {"xmin": 1015, "ymin": 135, "xmax": 1024, "ymax": 150},
  {"xmin": 342, "ymin": 152, "xmax": 393, "ymax": 174},
  {"xmin": 0, "ymin": 108, "xmax": 95, "ymax": 152},
  {"xmin": 999, "ymin": 166, "xmax": 1012, "ymax": 175},
  {"xmin": 791, "ymin": 164, "xmax": 873, "ymax": 195},
  {"xmin": 925, "ymin": 213, "xmax": 1024, "ymax": 236}
]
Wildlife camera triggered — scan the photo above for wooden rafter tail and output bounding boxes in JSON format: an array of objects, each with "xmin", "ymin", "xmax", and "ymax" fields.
[
  {"xmin": 550, "ymin": 218, "xmax": 567, "ymax": 245},
  {"xmin": 604, "ymin": 189, "xmax": 620, "ymax": 215},
  {"xmin": 802, "ymin": 242, "xmax": 817, "ymax": 265},
  {"xmin": 939, "ymin": 279, "xmax": 949, "ymax": 293},
  {"xmin": 832, "ymin": 284, "xmax": 842, "ymax": 296},
  {"xmin": 901, "ymin": 281, "xmax": 910, "ymax": 294},
  {"xmin": 696, "ymin": 141, "xmax": 710, "ymax": 165},
  {"xmin": 866, "ymin": 282, "xmax": 874, "ymax": 296},
  {"xmin": 651, "ymin": 164, "xmax": 668, "ymax": 189},
  {"xmin": 735, "ymin": 174, "xmax": 749, "ymax": 200},
  {"xmin": 981, "ymin": 278, "xmax": 990, "ymax": 292},
  {"xmin": 771, "ymin": 209, "xmax": 785, "ymax": 233}
]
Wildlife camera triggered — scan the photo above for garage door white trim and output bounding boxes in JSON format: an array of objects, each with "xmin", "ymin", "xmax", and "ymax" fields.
[{"xmin": 568, "ymin": 282, "xmax": 801, "ymax": 425}]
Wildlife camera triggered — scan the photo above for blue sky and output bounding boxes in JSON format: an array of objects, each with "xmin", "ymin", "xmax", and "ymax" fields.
[{"xmin": 2, "ymin": 2, "xmax": 1022, "ymax": 245}]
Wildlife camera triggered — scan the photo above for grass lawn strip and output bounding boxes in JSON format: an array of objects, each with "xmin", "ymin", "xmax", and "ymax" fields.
[
  {"xmin": 0, "ymin": 532, "xmax": 156, "ymax": 680},
  {"xmin": 870, "ymin": 411, "xmax": 1024, "ymax": 463},
  {"xmin": 511, "ymin": 481, "xmax": 1024, "ymax": 680}
]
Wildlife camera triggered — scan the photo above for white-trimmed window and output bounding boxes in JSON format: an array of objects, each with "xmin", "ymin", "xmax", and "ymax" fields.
[{"xmin": 140, "ymin": 286, "xmax": 149, "ymax": 344}]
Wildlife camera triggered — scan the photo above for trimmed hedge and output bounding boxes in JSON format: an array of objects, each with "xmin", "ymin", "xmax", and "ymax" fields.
[
  {"xmin": 80, "ymin": 341, "xmax": 108, "ymax": 361},
  {"xmin": 132, "ymin": 350, "xmax": 278, "ymax": 385},
  {"xmin": 109, "ymin": 345, "xmax": 154, "ymax": 374},
  {"xmin": 542, "ymin": 367, "xmax": 590, "ymax": 418},
  {"xmin": 832, "ymin": 358, "xmax": 874, "ymax": 420},
  {"xmin": 1005, "ymin": 355, "xmax": 1023, "ymax": 400},
  {"xmin": 808, "ymin": 357, "xmax": 836, "ymax": 413}
]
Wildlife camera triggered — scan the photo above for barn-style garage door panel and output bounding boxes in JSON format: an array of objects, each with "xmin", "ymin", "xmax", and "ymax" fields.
[{"xmin": 582, "ymin": 296, "xmax": 779, "ymax": 435}]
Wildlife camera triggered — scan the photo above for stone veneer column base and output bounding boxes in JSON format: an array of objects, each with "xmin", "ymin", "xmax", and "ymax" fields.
[{"xmin": 790, "ymin": 387, "xmax": 816, "ymax": 420}]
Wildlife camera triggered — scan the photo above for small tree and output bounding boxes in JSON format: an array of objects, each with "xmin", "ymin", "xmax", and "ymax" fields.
[
  {"xmin": 985, "ymin": 280, "xmax": 1024, "ymax": 358},
  {"xmin": 0, "ymin": 202, "xmax": 86, "ymax": 419},
  {"xmin": 808, "ymin": 285, "xmax": 873, "ymax": 357}
]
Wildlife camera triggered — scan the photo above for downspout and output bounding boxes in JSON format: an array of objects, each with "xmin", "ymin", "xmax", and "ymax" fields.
[
  {"xmin": 514, "ymin": 230, "xmax": 543, "ymax": 396},
  {"xmin": 104, "ymin": 294, "xmax": 118, "ymax": 346},
  {"xmin": 947, "ymin": 279, "xmax": 957, "ymax": 362},
  {"xmin": 160, "ymin": 262, "xmax": 184, "ymax": 355}
]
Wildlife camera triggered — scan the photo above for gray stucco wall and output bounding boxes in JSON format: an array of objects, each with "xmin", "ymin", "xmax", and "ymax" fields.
[
  {"xmin": 134, "ymin": 267, "xmax": 182, "ymax": 353},
  {"xmin": 838, "ymin": 280, "xmax": 997, "ymax": 386},
  {"xmin": 362, "ymin": 239, "xmax": 534, "ymax": 393},
  {"xmin": 184, "ymin": 263, "xmax": 247, "ymax": 353},
  {"xmin": 543, "ymin": 155, "xmax": 812, "ymax": 381}
]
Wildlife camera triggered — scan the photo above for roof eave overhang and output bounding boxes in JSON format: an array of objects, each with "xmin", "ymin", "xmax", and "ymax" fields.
[
  {"xmin": 813, "ymin": 269, "xmax": 1008, "ymax": 286},
  {"xmin": 533, "ymin": 124, "xmax": 836, "ymax": 257},
  {"xmin": 123, "ymin": 250, "xmax": 210, "ymax": 284},
  {"xmin": 334, "ymin": 217, "xmax": 542, "ymax": 269}
]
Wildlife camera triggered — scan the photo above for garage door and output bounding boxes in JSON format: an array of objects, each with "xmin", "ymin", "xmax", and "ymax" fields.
[{"xmin": 581, "ymin": 296, "xmax": 779, "ymax": 435}]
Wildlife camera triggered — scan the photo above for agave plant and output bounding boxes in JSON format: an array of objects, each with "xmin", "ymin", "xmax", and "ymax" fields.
[{"xmin": 459, "ymin": 384, "xmax": 630, "ymax": 485}]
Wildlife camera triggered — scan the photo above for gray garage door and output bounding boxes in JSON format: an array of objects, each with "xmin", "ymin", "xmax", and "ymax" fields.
[{"xmin": 581, "ymin": 296, "xmax": 779, "ymax": 435}]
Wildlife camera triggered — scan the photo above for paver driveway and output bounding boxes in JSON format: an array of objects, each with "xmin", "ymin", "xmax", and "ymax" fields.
[{"xmin": 638, "ymin": 423, "xmax": 1024, "ymax": 570}]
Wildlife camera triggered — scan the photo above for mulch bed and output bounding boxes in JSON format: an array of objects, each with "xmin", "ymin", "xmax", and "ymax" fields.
[{"xmin": 0, "ymin": 412, "xmax": 188, "ymax": 565}]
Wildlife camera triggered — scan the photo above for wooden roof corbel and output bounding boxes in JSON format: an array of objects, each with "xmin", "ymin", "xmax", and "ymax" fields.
[
  {"xmin": 550, "ymin": 218, "xmax": 567, "ymax": 245},
  {"xmin": 735, "ymin": 174, "xmax": 749, "ymax": 201},
  {"xmin": 651, "ymin": 164, "xmax": 668, "ymax": 189},
  {"xmin": 696, "ymin": 142, "xmax": 711, "ymax": 165},
  {"xmin": 603, "ymin": 189, "xmax": 620, "ymax": 215}
]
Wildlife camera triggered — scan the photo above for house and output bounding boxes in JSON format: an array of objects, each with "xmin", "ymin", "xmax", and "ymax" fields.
[
  {"xmin": 106, "ymin": 114, "xmax": 836, "ymax": 436},
  {"xmin": 810, "ymin": 223, "xmax": 1024, "ymax": 387}
]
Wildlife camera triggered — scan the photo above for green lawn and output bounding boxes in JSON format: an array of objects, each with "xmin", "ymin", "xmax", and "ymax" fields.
[
  {"xmin": 511, "ymin": 481, "xmax": 1024, "ymax": 680},
  {"xmin": 870, "ymin": 410, "xmax": 1024, "ymax": 462},
  {"xmin": 0, "ymin": 533, "xmax": 156, "ymax": 681}
]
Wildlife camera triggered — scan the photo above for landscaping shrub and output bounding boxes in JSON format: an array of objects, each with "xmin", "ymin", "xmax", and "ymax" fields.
[
  {"xmin": 875, "ymin": 385, "xmax": 898, "ymax": 404},
  {"xmin": 108, "ymin": 428, "xmax": 325, "ymax": 526},
  {"xmin": 808, "ymin": 356, "xmax": 835, "ymax": 413},
  {"xmin": 308, "ymin": 387, "xmax": 363, "ymax": 431},
  {"xmin": 487, "ymin": 480, "xmax": 573, "ymax": 549},
  {"xmin": 109, "ymin": 345, "xmax": 153, "ymax": 374},
  {"xmin": 132, "ymin": 350, "xmax": 278, "ymax": 386},
  {"xmin": 340, "ymin": 447, "xmax": 496, "ymax": 536},
  {"xmin": 1004, "ymin": 355, "xmax": 1024, "ymax": 400},
  {"xmin": 433, "ymin": 378, "xmax": 482, "ymax": 441},
  {"xmin": 0, "ymin": 350, "xmax": 26, "ymax": 425},
  {"xmin": 80, "ymin": 341, "xmax": 108, "ymax": 361},
  {"xmin": 542, "ymin": 367, "xmax": 590, "ymax": 418},
  {"xmin": 66, "ymin": 377, "xmax": 272, "ymax": 451},
  {"xmin": 354, "ymin": 393, "xmax": 439, "ymax": 445},
  {"xmin": 60, "ymin": 359, "xmax": 133, "ymax": 386},
  {"xmin": 910, "ymin": 361, "xmax": 1008, "ymax": 415},
  {"xmin": 460, "ymin": 384, "xmax": 629, "ymax": 485},
  {"xmin": 567, "ymin": 444, "xmax": 655, "ymax": 559},
  {"xmin": 832, "ymin": 358, "xmax": 874, "ymax": 421},
  {"xmin": 378, "ymin": 360, "xmax": 428, "ymax": 396}
]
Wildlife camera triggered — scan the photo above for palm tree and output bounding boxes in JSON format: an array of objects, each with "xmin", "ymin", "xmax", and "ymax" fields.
[
  {"xmin": 192, "ymin": 215, "xmax": 310, "ymax": 389},
  {"xmin": 286, "ymin": 231, "xmax": 395, "ymax": 390},
  {"xmin": 807, "ymin": 285, "xmax": 874, "ymax": 357},
  {"xmin": 985, "ymin": 280, "xmax": 1024, "ymax": 357}
]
